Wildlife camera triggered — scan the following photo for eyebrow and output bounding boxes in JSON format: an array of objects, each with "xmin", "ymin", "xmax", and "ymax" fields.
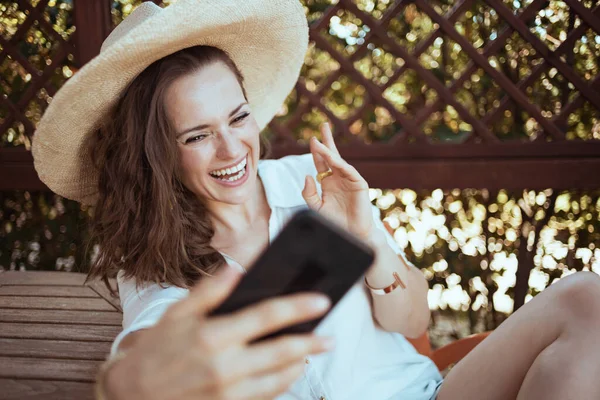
[{"xmin": 176, "ymin": 102, "xmax": 248, "ymax": 139}]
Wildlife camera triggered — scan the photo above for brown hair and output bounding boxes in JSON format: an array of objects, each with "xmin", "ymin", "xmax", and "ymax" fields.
[{"xmin": 86, "ymin": 46, "xmax": 270, "ymax": 294}]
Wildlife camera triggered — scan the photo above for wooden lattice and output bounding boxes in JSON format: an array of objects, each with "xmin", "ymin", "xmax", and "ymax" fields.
[
  {"xmin": 1, "ymin": 0, "xmax": 599, "ymax": 191},
  {"xmin": 267, "ymin": 0, "xmax": 600, "ymax": 147},
  {"xmin": 0, "ymin": 0, "xmax": 76, "ymax": 147}
]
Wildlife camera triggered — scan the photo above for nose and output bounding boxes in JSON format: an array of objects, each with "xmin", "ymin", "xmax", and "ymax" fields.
[{"xmin": 215, "ymin": 127, "xmax": 243, "ymax": 160}]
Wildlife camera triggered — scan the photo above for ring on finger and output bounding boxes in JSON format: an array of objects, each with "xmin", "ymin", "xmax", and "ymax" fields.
[{"xmin": 316, "ymin": 170, "xmax": 333, "ymax": 183}]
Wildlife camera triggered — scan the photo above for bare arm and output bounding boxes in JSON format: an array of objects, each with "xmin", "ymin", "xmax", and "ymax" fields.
[
  {"xmin": 115, "ymin": 329, "xmax": 148, "ymax": 353},
  {"xmin": 299, "ymin": 123, "xmax": 430, "ymax": 338},
  {"xmin": 365, "ymin": 229, "xmax": 430, "ymax": 338},
  {"xmin": 100, "ymin": 269, "xmax": 334, "ymax": 400}
]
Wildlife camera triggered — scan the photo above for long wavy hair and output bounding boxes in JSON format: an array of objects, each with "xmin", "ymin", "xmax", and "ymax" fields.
[{"xmin": 86, "ymin": 46, "xmax": 270, "ymax": 294}]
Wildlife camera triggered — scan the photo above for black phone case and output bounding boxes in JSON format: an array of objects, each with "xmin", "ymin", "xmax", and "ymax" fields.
[{"xmin": 209, "ymin": 209, "xmax": 375, "ymax": 340}]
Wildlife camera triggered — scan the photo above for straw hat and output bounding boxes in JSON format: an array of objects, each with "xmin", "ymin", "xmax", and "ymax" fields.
[{"xmin": 31, "ymin": 0, "xmax": 308, "ymax": 205}]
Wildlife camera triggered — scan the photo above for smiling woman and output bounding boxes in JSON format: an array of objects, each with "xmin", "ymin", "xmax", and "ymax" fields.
[
  {"xmin": 167, "ymin": 60, "xmax": 261, "ymax": 203},
  {"xmin": 87, "ymin": 45, "xmax": 271, "ymax": 289},
  {"xmin": 28, "ymin": 1, "xmax": 600, "ymax": 400}
]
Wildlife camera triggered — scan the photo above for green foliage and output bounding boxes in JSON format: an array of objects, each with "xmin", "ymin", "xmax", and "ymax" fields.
[
  {"xmin": 1, "ymin": 0, "xmax": 600, "ymax": 345},
  {"xmin": 372, "ymin": 188, "xmax": 600, "ymax": 346},
  {"xmin": 0, "ymin": 191, "xmax": 93, "ymax": 273}
]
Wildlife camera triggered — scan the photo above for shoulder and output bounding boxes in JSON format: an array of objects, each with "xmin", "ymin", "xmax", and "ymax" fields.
[
  {"xmin": 117, "ymin": 271, "xmax": 188, "ymax": 322},
  {"xmin": 259, "ymin": 153, "xmax": 316, "ymax": 181},
  {"xmin": 258, "ymin": 154, "xmax": 321, "ymax": 208}
]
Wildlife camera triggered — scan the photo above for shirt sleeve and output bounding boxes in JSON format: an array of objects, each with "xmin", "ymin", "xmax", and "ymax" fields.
[{"xmin": 110, "ymin": 271, "xmax": 188, "ymax": 357}]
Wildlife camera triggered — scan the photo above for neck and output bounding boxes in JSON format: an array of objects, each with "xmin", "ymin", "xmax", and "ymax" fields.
[{"xmin": 205, "ymin": 175, "xmax": 269, "ymax": 234}]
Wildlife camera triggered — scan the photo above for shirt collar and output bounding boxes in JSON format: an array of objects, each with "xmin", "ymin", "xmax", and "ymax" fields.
[{"xmin": 257, "ymin": 158, "xmax": 308, "ymax": 209}]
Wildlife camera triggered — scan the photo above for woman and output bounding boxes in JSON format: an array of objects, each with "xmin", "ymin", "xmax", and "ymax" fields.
[{"xmin": 31, "ymin": 1, "xmax": 600, "ymax": 399}]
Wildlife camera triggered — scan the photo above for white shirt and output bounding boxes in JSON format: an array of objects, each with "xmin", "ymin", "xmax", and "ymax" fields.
[{"xmin": 112, "ymin": 154, "xmax": 443, "ymax": 400}]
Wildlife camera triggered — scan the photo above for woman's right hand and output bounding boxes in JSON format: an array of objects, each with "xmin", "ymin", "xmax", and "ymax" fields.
[{"xmin": 104, "ymin": 268, "xmax": 334, "ymax": 400}]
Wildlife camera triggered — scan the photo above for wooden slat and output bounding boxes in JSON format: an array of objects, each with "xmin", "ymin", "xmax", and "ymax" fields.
[
  {"xmin": 0, "ymin": 323, "xmax": 121, "ymax": 342},
  {"xmin": 4, "ymin": 145, "xmax": 600, "ymax": 190},
  {"xmin": 0, "ymin": 272, "xmax": 87, "ymax": 286},
  {"xmin": 9, "ymin": 139, "xmax": 600, "ymax": 161},
  {"xmin": 0, "ymin": 296, "xmax": 117, "ymax": 311},
  {"xmin": 88, "ymin": 279, "xmax": 122, "ymax": 312},
  {"xmin": 0, "ymin": 285, "xmax": 99, "ymax": 297},
  {"xmin": 0, "ymin": 309, "xmax": 122, "ymax": 326},
  {"xmin": 350, "ymin": 158, "xmax": 600, "ymax": 191},
  {"xmin": 0, "ymin": 338, "xmax": 111, "ymax": 361},
  {"xmin": 0, "ymin": 356, "xmax": 99, "ymax": 381},
  {"xmin": 0, "ymin": 379, "xmax": 94, "ymax": 400}
]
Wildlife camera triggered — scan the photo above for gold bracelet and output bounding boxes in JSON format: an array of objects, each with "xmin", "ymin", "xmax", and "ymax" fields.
[
  {"xmin": 95, "ymin": 352, "xmax": 128, "ymax": 400},
  {"xmin": 364, "ymin": 272, "xmax": 406, "ymax": 295}
]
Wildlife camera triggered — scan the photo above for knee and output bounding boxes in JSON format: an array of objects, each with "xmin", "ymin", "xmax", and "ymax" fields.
[{"xmin": 552, "ymin": 272, "xmax": 600, "ymax": 324}]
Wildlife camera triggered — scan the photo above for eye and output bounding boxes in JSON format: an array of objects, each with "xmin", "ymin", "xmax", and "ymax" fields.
[
  {"xmin": 232, "ymin": 112, "xmax": 250, "ymax": 124},
  {"xmin": 185, "ymin": 134, "xmax": 208, "ymax": 144}
]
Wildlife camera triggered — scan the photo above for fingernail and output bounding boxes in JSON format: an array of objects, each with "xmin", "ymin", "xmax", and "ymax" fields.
[{"xmin": 312, "ymin": 295, "xmax": 331, "ymax": 311}]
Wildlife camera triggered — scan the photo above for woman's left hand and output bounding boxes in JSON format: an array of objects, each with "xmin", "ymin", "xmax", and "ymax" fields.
[{"xmin": 301, "ymin": 123, "xmax": 375, "ymax": 240}]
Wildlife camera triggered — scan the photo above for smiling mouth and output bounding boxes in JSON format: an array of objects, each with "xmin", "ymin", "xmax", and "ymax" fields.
[{"xmin": 209, "ymin": 156, "xmax": 248, "ymax": 182}]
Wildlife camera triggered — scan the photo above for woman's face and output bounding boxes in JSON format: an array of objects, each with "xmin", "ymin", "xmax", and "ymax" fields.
[{"xmin": 165, "ymin": 61, "xmax": 261, "ymax": 205}]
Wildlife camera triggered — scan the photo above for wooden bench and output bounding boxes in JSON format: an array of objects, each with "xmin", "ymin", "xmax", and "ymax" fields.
[
  {"xmin": 0, "ymin": 270, "xmax": 491, "ymax": 399},
  {"xmin": 0, "ymin": 271, "xmax": 122, "ymax": 400}
]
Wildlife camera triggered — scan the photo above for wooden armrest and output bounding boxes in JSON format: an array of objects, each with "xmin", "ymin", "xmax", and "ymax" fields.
[{"xmin": 430, "ymin": 331, "xmax": 492, "ymax": 372}]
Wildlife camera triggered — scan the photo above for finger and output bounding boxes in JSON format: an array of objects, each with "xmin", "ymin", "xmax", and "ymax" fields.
[
  {"xmin": 320, "ymin": 122, "xmax": 340, "ymax": 156},
  {"xmin": 165, "ymin": 267, "xmax": 242, "ymax": 320},
  {"xmin": 302, "ymin": 175, "xmax": 322, "ymax": 210},
  {"xmin": 223, "ymin": 360, "xmax": 306, "ymax": 400},
  {"xmin": 208, "ymin": 293, "xmax": 330, "ymax": 344},
  {"xmin": 311, "ymin": 138, "xmax": 363, "ymax": 183},
  {"xmin": 223, "ymin": 334, "xmax": 334, "ymax": 382},
  {"xmin": 310, "ymin": 136, "xmax": 330, "ymax": 173}
]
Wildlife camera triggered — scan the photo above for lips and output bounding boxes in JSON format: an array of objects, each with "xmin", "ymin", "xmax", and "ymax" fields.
[
  {"xmin": 208, "ymin": 158, "xmax": 250, "ymax": 187},
  {"xmin": 209, "ymin": 155, "xmax": 247, "ymax": 178}
]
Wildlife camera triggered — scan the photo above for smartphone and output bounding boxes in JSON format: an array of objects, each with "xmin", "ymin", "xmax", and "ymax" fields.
[{"xmin": 209, "ymin": 209, "xmax": 375, "ymax": 341}]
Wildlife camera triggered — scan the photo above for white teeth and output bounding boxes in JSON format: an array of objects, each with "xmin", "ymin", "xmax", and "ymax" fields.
[
  {"xmin": 210, "ymin": 157, "xmax": 247, "ymax": 177},
  {"xmin": 211, "ymin": 163, "xmax": 247, "ymax": 182},
  {"xmin": 222, "ymin": 167, "xmax": 245, "ymax": 182}
]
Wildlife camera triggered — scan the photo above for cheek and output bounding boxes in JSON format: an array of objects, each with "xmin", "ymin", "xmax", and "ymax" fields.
[
  {"xmin": 243, "ymin": 118, "xmax": 261, "ymax": 147},
  {"xmin": 178, "ymin": 147, "xmax": 210, "ymax": 185}
]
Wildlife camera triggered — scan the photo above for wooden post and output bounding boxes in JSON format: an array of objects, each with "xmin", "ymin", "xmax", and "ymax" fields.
[{"xmin": 72, "ymin": 0, "xmax": 113, "ymax": 67}]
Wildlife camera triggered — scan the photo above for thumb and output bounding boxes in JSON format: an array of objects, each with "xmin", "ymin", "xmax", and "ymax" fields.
[
  {"xmin": 302, "ymin": 175, "xmax": 322, "ymax": 210},
  {"xmin": 166, "ymin": 266, "xmax": 242, "ymax": 320}
]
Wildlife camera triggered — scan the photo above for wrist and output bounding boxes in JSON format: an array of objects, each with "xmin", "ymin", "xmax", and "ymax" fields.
[
  {"xmin": 96, "ymin": 352, "xmax": 130, "ymax": 400},
  {"xmin": 363, "ymin": 228, "xmax": 388, "ymax": 252},
  {"xmin": 363, "ymin": 228, "xmax": 409, "ymax": 286}
]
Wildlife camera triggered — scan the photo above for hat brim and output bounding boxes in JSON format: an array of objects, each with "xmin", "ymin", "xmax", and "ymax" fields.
[{"xmin": 32, "ymin": 0, "xmax": 308, "ymax": 204}]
